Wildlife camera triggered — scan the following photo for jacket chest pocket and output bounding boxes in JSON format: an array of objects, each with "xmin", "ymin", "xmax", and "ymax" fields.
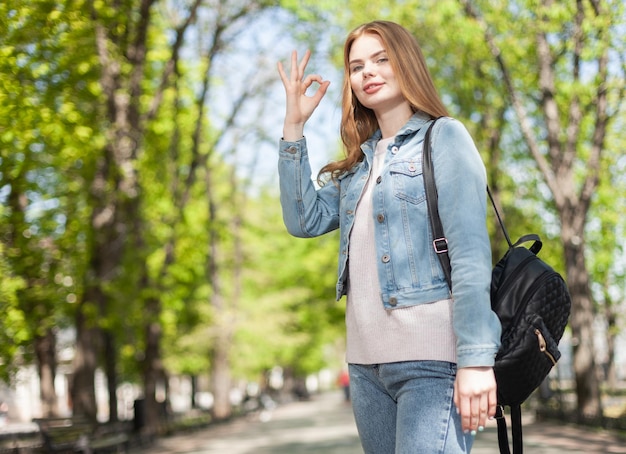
[{"xmin": 389, "ymin": 160, "xmax": 425, "ymax": 205}]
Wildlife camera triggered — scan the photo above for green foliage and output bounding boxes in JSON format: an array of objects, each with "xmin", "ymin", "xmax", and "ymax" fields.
[
  {"xmin": 0, "ymin": 243, "xmax": 27, "ymax": 380},
  {"xmin": 0, "ymin": 0, "xmax": 351, "ymax": 409},
  {"xmin": 229, "ymin": 190, "xmax": 343, "ymax": 379},
  {"xmin": 2, "ymin": 0, "xmax": 622, "ymax": 414},
  {"xmin": 0, "ymin": 0, "xmax": 102, "ymax": 375},
  {"xmin": 587, "ymin": 122, "xmax": 626, "ymax": 321}
]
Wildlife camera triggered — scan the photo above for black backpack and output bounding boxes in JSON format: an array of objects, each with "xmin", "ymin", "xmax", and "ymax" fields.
[{"xmin": 422, "ymin": 119, "xmax": 572, "ymax": 454}]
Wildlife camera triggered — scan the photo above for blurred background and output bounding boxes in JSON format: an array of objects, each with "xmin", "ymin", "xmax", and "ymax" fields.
[{"xmin": 0, "ymin": 0, "xmax": 625, "ymax": 440}]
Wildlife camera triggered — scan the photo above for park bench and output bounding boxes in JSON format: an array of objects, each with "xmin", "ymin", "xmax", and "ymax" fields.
[{"xmin": 33, "ymin": 417, "xmax": 130, "ymax": 453}]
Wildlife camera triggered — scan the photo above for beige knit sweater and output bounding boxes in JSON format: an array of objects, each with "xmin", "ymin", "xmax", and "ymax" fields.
[{"xmin": 345, "ymin": 137, "xmax": 457, "ymax": 365}]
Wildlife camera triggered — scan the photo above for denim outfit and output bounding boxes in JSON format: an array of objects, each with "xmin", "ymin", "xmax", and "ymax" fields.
[{"xmin": 278, "ymin": 112, "xmax": 501, "ymax": 453}]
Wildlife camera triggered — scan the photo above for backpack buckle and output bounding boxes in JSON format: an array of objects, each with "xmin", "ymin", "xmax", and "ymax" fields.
[{"xmin": 433, "ymin": 237, "xmax": 448, "ymax": 254}]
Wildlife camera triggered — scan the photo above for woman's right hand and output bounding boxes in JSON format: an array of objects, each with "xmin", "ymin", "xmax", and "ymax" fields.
[{"xmin": 277, "ymin": 50, "xmax": 330, "ymax": 141}]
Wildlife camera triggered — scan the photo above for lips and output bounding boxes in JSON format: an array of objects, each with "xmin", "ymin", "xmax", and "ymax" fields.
[{"xmin": 363, "ymin": 82, "xmax": 383, "ymax": 94}]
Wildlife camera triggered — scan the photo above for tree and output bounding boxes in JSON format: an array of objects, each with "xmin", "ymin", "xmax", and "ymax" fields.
[
  {"xmin": 0, "ymin": 0, "xmax": 99, "ymax": 416},
  {"xmin": 147, "ymin": 0, "xmax": 282, "ymax": 421},
  {"xmin": 587, "ymin": 144, "xmax": 626, "ymax": 390},
  {"xmin": 2, "ymin": 0, "xmax": 363, "ymax": 430},
  {"xmin": 459, "ymin": 0, "xmax": 626, "ymax": 419}
]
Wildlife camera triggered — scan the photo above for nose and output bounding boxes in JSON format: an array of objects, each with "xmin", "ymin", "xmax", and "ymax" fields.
[{"xmin": 362, "ymin": 61, "xmax": 375, "ymax": 78}]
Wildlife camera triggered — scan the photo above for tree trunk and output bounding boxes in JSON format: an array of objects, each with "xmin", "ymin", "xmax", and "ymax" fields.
[
  {"xmin": 191, "ymin": 375, "xmax": 198, "ymax": 409},
  {"xmin": 72, "ymin": 301, "xmax": 99, "ymax": 420},
  {"xmin": 35, "ymin": 329, "xmax": 58, "ymax": 418},
  {"xmin": 604, "ymin": 300, "xmax": 617, "ymax": 390},
  {"xmin": 142, "ymin": 308, "xmax": 164, "ymax": 435},
  {"xmin": 73, "ymin": 149, "xmax": 122, "ymax": 420},
  {"xmin": 206, "ymin": 255, "xmax": 233, "ymax": 421},
  {"xmin": 210, "ymin": 330, "xmax": 233, "ymax": 420},
  {"xmin": 206, "ymin": 159, "xmax": 232, "ymax": 420},
  {"xmin": 562, "ymin": 232, "xmax": 602, "ymax": 419},
  {"xmin": 103, "ymin": 330, "xmax": 118, "ymax": 422}
]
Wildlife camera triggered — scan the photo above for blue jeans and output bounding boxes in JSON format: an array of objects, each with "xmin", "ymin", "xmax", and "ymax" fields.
[{"xmin": 349, "ymin": 361, "xmax": 473, "ymax": 453}]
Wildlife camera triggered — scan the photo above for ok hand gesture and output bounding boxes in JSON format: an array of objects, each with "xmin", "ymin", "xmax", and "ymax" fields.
[{"xmin": 277, "ymin": 50, "xmax": 330, "ymax": 141}]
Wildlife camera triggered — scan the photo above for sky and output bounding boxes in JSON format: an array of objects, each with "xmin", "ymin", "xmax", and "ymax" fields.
[{"xmin": 210, "ymin": 7, "xmax": 344, "ymax": 191}]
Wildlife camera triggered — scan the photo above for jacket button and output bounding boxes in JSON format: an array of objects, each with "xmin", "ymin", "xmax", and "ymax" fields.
[
  {"xmin": 391, "ymin": 146, "xmax": 399, "ymax": 154},
  {"xmin": 408, "ymin": 163, "xmax": 416, "ymax": 172},
  {"xmin": 389, "ymin": 297, "xmax": 398, "ymax": 306},
  {"xmin": 377, "ymin": 213, "xmax": 385, "ymax": 223},
  {"xmin": 286, "ymin": 146, "xmax": 297, "ymax": 154},
  {"xmin": 381, "ymin": 254, "xmax": 390, "ymax": 263},
  {"xmin": 376, "ymin": 176, "xmax": 382, "ymax": 184}
]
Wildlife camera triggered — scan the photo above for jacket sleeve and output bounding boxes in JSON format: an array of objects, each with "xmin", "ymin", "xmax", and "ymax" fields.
[
  {"xmin": 430, "ymin": 118, "xmax": 502, "ymax": 368},
  {"xmin": 278, "ymin": 138, "xmax": 340, "ymax": 238}
]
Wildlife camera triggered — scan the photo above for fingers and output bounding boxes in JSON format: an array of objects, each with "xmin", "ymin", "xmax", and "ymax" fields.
[
  {"xmin": 277, "ymin": 51, "xmax": 330, "ymax": 102},
  {"xmin": 488, "ymin": 386, "xmax": 498, "ymax": 420},
  {"xmin": 296, "ymin": 49, "xmax": 311, "ymax": 81},
  {"xmin": 280, "ymin": 49, "xmax": 310, "ymax": 84},
  {"xmin": 459, "ymin": 394, "xmax": 486, "ymax": 434},
  {"xmin": 454, "ymin": 367, "xmax": 497, "ymax": 435},
  {"xmin": 277, "ymin": 50, "xmax": 315, "ymax": 81},
  {"xmin": 276, "ymin": 52, "xmax": 298, "ymax": 87},
  {"xmin": 473, "ymin": 392, "xmax": 489, "ymax": 432},
  {"xmin": 277, "ymin": 60, "xmax": 288, "ymax": 85},
  {"xmin": 302, "ymin": 74, "xmax": 330, "ymax": 99},
  {"xmin": 316, "ymin": 79, "xmax": 331, "ymax": 100},
  {"xmin": 277, "ymin": 50, "xmax": 330, "ymax": 133}
]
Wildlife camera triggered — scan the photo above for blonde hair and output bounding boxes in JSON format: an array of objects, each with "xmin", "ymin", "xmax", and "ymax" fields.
[{"xmin": 320, "ymin": 20, "xmax": 449, "ymax": 181}]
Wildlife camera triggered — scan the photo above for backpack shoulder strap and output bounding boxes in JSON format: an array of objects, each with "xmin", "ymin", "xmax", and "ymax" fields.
[
  {"xmin": 511, "ymin": 404, "xmax": 523, "ymax": 453},
  {"xmin": 496, "ymin": 405, "xmax": 524, "ymax": 454},
  {"xmin": 423, "ymin": 119, "xmax": 526, "ymax": 454},
  {"xmin": 495, "ymin": 406, "xmax": 511, "ymax": 454},
  {"xmin": 422, "ymin": 117, "xmax": 452, "ymax": 290}
]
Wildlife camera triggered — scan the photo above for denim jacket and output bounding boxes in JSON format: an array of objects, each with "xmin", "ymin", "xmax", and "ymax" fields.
[{"xmin": 278, "ymin": 112, "xmax": 501, "ymax": 367}]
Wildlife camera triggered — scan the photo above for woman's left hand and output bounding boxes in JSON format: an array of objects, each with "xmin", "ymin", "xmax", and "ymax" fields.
[{"xmin": 454, "ymin": 366, "xmax": 497, "ymax": 434}]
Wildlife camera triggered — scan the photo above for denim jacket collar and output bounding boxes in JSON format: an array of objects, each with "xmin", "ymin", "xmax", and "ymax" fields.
[{"xmin": 360, "ymin": 111, "xmax": 433, "ymax": 159}]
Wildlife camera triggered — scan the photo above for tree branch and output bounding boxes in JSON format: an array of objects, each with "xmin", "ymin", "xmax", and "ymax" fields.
[
  {"xmin": 573, "ymin": 0, "xmax": 611, "ymax": 232},
  {"xmin": 128, "ymin": 0, "xmax": 156, "ymax": 134},
  {"xmin": 144, "ymin": 0, "xmax": 203, "ymax": 122},
  {"xmin": 459, "ymin": 0, "xmax": 563, "ymax": 207},
  {"xmin": 563, "ymin": 0, "xmax": 585, "ymax": 172}
]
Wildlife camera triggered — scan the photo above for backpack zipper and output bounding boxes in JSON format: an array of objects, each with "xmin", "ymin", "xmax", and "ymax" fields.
[{"xmin": 535, "ymin": 329, "xmax": 557, "ymax": 365}]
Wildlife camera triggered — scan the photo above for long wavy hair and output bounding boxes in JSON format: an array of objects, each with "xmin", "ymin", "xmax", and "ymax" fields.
[{"xmin": 319, "ymin": 20, "xmax": 449, "ymax": 181}]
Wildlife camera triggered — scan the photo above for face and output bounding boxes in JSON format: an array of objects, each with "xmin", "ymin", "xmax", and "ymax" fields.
[{"xmin": 348, "ymin": 34, "xmax": 407, "ymax": 114}]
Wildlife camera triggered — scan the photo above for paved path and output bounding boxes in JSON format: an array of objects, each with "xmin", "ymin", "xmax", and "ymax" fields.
[{"xmin": 134, "ymin": 391, "xmax": 626, "ymax": 453}]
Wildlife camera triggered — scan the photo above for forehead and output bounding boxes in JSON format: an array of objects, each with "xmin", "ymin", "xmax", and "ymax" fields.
[{"xmin": 348, "ymin": 34, "xmax": 385, "ymax": 61}]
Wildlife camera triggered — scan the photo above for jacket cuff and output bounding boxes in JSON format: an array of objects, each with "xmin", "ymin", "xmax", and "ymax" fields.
[
  {"xmin": 456, "ymin": 345, "xmax": 498, "ymax": 368},
  {"xmin": 279, "ymin": 137, "xmax": 307, "ymax": 157}
]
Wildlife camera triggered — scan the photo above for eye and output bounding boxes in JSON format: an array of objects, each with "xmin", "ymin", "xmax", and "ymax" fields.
[
  {"xmin": 350, "ymin": 65, "xmax": 363, "ymax": 73},
  {"xmin": 377, "ymin": 57, "xmax": 388, "ymax": 64}
]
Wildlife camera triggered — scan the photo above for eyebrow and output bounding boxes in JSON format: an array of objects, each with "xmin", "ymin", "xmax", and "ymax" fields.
[{"xmin": 349, "ymin": 49, "xmax": 387, "ymax": 66}]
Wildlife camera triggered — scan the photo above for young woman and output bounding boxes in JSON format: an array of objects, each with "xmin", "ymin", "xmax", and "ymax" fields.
[{"xmin": 277, "ymin": 20, "xmax": 501, "ymax": 453}]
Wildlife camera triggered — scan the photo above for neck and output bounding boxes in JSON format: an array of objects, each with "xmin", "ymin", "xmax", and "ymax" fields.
[{"xmin": 375, "ymin": 102, "xmax": 413, "ymax": 139}]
